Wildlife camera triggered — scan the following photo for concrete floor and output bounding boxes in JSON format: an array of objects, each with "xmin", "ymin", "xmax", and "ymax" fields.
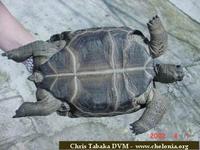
[{"xmin": 0, "ymin": 0, "xmax": 200, "ymax": 150}]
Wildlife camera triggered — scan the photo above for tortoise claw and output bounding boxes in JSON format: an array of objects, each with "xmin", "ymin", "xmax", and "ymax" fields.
[
  {"xmin": 130, "ymin": 122, "xmax": 147, "ymax": 135},
  {"xmin": 147, "ymin": 15, "xmax": 163, "ymax": 33},
  {"xmin": 12, "ymin": 115, "xmax": 18, "ymax": 118},
  {"xmin": 1, "ymin": 52, "xmax": 14, "ymax": 59},
  {"xmin": 1, "ymin": 53, "xmax": 7, "ymax": 56}
]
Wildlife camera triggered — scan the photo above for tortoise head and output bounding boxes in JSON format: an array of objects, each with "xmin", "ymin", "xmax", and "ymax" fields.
[{"xmin": 154, "ymin": 63, "xmax": 184, "ymax": 83}]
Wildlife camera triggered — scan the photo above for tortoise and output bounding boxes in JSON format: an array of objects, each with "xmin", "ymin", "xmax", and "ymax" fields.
[{"xmin": 2, "ymin": 15, "xmax": 184, "ymax": 134}]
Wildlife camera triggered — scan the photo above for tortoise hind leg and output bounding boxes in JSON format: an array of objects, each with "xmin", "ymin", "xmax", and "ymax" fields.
[
  {"xmin": 2, "ymin": 40, "xmax": 66, "ymax": 67},
  {"xmin": 130, "ymin": 91, "xmax": 166, "ymax": 135},
  {"xmin": 56, "ymin": 102, "xmax": 70, "ymax": 116},
  {"xmin": 1, "ymin": 41, "xmax": 49, "ymax": 62},
  {"xmin": 13, "ymin": 88, "xmax": 62, "ymax": 117},
  {"xmin": 147, "ymin": 15, "xmax": 168, "ymax": 58},
  {"xmin": 35, "ymin": 88, "xmax": 71, "ymax": 117}
]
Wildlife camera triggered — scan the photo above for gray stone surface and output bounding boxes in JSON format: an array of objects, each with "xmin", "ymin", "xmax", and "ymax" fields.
[
  {"xmin": 170, "ymin": 0, "xmax": 200, "ymax": 23},
  {"xmin": 0, "ymin": 0, "xmax": 200, "ymax": 149}
]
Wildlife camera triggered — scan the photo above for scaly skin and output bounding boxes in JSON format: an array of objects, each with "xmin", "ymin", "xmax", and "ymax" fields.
[
  {"xmin": 147, "ymin": 15, "xmax": 168, "ymax": 58},
  {"xmin": 13, "ymin": 88, "xmax": 62, "ymax": 117},
  {"xmin": 130, "ymin": 90, "xmax": 166, "ymax": 135}
]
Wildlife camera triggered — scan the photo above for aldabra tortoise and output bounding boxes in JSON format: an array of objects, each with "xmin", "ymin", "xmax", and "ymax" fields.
[{"xmin": 2, "ymin": 16, "xmax": 184, "ymax": 134}]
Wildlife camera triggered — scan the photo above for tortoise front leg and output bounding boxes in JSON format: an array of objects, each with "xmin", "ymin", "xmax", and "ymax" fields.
[
  {"xmin": 13, "ymin": 88, "xmax": 62, "ymax": 118},
  {"xmin": 147, "ymin": 15, "xmax": 168, "ymax": 58},
  {"xmin": 130, "ymin": 91, "xmax": 166, "ymax": 135}
]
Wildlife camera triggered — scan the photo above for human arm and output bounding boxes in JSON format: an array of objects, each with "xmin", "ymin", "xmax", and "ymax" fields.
[
  {"xmin": 0, "ymin": 2, "xmax": 35, "ymax": 51},
  {"xmin": 0, "ymin": 2, "xmax": 36, "ymax": 72}
]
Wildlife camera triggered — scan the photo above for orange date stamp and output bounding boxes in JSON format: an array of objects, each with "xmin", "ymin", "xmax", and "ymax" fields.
[{"xmin": 148, "ymin": 132, "xmax": 190, "ymax": 140}]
